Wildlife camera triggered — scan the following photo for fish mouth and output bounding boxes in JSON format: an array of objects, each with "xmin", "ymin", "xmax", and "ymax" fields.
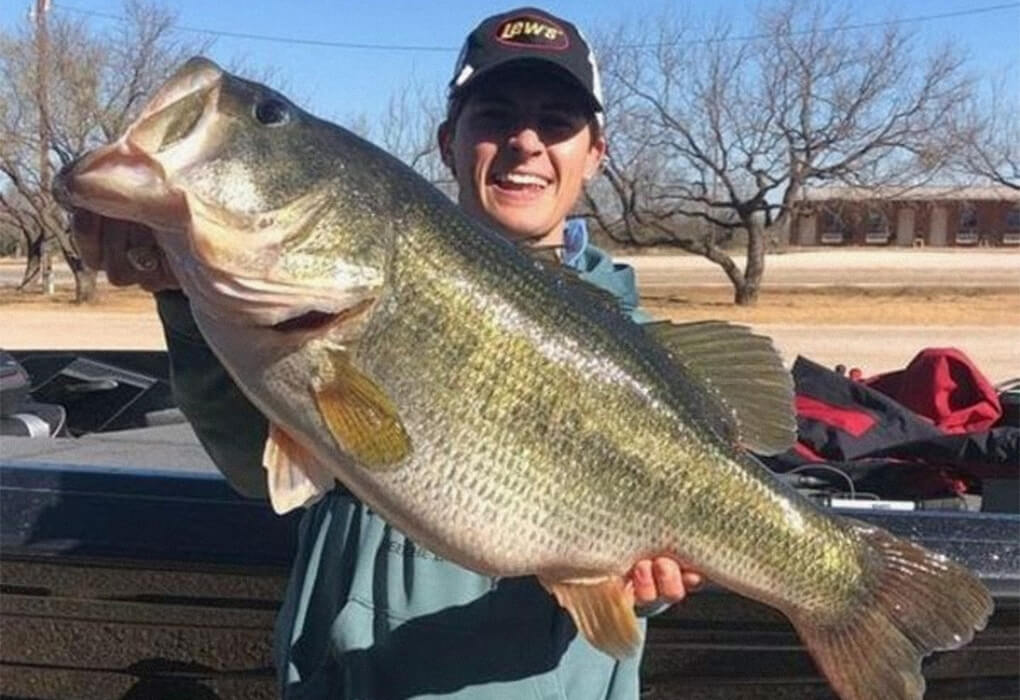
[
  {"xmin": 52, "ymin": 57, "xmax": 224, "ymax": 231},
  {"xmin": 174, "ymin": 258, "xmax": 377, "ymax": 331},
  {"xmin": 269, "ymin": 298, "xmax": 376, "ymax": 333},
  {"xmin": 270, "ymin": 310, "xmax": 342, "ymax": 332}
]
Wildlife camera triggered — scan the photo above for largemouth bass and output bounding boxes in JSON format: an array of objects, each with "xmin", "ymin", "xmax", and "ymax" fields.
[{"xmin": 54, "ymin": 57, "xmax": 992, "ymax": 700}]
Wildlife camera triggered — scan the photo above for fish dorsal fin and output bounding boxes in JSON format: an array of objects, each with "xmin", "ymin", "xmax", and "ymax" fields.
[
  {"xmin": 521, "ymin": 243, "xmax": 624, "ymax": 315},
  {"xmin": 263, "ymin": 423, "xmax": 335, "ymax": 514},
  {"xmin": 646, "ymin": 321, "xmax": 797, "ymax": 455},
  {"xmin": 312, "ymin": 348, "xmax": 412, "ymax": 470},
  {"xmin": 539, "ymin": 576, "xmax": 641, "ymax": 659}
]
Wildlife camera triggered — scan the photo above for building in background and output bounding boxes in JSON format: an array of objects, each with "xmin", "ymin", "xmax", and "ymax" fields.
[{"xmin": 793, "ymin": 186, "xmax": 1020, "ymax": 247}]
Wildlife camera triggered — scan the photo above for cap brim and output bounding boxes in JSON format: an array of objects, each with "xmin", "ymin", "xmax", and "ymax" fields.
[{"xmin": 451, "ymin": 57, "xmax": 603, "ymax": 114}]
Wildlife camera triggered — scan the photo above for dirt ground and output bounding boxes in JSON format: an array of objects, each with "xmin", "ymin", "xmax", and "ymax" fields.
[
  {"xmin": 2, "ymin": 251, "xmax": 1018, "ymax": 380},
  {"xmin": 642, "ymin": 286, "xmax": 1018, "ymax": 325},
  {"xmin": 3, "ymin": 280, "xmax": 1015, "ymax": 325}
]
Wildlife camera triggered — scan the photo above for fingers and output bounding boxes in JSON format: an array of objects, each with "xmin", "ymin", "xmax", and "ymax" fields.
[
  {"xmin": 628, "ymin": 557, "xmax": 706, "ymax": 607},
  {"xmin": 650, "ymin": 557, "xmax": 686, "ymax": 603},
  {"xmin": 681, "ymin": 569, "xmax": 704, "ymax": 593},
  {"xmin": 70, "ymin": 208, "xmax": 179, "ymax": 291},
  {"xmin": 100, "ymin": 217, "xmax": 135, "ymax": 286},
  {"xmin": 101, "ymin": 217, "xmax": 162, "ymax": 286},
  {"xmin": 135, "ymin": 247, "xmax": 178, "ymax": 293},
  {"xmin": 630, "ymin": 559, "xmax": 658, "ymax": 604},
  {"xmin": 72, "ymin": 209, "xmax": 104, "ymax": 270}
]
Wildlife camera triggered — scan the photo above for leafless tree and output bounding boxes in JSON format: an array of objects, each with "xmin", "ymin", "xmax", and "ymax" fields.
[
  {"xmin": 587, "ymin": 1, "xmax": 972, "ymax": 304},
  {"xmin": 373, "ymin": 76, "xmax": 454, "ymax": 196},
  {"xmin": 0, "ymin": 0, "xmax": 207, "ymax": 301},
  {"xmin": 951, "ymin": 75, "xmax": 1019, "ymax": 190}
]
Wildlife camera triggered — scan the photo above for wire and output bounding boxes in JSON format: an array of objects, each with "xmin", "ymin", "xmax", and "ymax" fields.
[
  {"xmin": 51, "ymin": 4, "xmax": 458, "ymax": 51},
  {"xmin": 788, "ymin": 463, "xmax": 856, "ymax": 499},
  {"xmin": 674, "ymin": 2, "xmax": 1020, "ymax": 47},
  {"xmin": 49, "ymin": 2, "xmax": 1020, "ymax": 53}
]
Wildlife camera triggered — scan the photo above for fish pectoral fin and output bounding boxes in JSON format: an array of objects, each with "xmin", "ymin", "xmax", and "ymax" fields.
[
  {"xmin": 312, "ymin": 349, "xmax": 412, "ymax": 471},
  {"xmin": 263, "ymin": 423, "xmax": 335, "ymax": 514},
  {"xmin": 539, "ymin": 576, "xmax": 641, "ymax": 659}
]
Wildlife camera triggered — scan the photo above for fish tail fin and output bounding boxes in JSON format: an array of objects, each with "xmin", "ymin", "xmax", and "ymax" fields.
[{"xmin": 790, "ymin": 522, "xmax": 993, "ymax": 700}]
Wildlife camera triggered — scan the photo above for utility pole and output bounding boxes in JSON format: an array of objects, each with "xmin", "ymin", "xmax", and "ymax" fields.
[{"xmin": 34, "ymin": 0, "xmax": 54, "ymax": 295}]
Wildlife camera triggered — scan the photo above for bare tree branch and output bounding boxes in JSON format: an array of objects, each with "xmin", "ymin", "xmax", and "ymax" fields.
[
  {"xmin": 949, "ymin": 72, "xmax": 1019, "ymax": 190},
  {"xmin": 584, "ymin": 0, "xmax": 972, "ymax": 305},
  {"xmin": 0, "ymin": 0, "xmax": 208, "ymax": 301}
]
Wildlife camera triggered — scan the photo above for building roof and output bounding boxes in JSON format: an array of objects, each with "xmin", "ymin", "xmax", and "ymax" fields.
[{"xmin": 801, "ymin": 185, "xmax": 1020, "ymax": 202}]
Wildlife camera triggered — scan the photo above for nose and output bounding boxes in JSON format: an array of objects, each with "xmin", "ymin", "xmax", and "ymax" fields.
[
  {"xmin": 140, "ymin": 57, "xmax": 223, "ymax": 120},
  {"xmin": 507, "ymin": 124, "xmax": 543, "ymax": 157},
  {"xmin": 127, "ymin": 57, "xmax": 221, "ymax": 153}
]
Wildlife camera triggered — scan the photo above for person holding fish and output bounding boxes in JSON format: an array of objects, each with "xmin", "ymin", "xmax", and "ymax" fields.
[
  {"xmin": 69, "ymin": 7, "xmax": 705, "ymax": 699},
  {"xmin": 60, "ymin": 0, "xmax": 994, "ymax": 695}
]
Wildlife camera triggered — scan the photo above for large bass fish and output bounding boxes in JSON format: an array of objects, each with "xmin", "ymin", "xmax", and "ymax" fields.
[{"xmin": 55, "ymin": 58, "xmax": 991, "ymax": 700}]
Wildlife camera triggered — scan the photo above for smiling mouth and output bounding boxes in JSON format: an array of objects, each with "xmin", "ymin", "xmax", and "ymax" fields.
[{"xmin": 491, "ymin": 172, "xmax": 551, "ymax": 191}]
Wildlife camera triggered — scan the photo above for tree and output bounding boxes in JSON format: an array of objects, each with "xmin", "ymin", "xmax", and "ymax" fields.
[
  {"xmin": 952, "ymin": 75, "xmax": 1019, "ymax": 190},
  {"xmin": 361, "ymin": 75, "xmax": 454, "ymax": 196},
  {"xmin": 587, "ymin": 1, "xmax": 972, "ymax": 304},
  {"xmin": 0, "ymin": 0, "xmax": 207, "ymax": 301}
]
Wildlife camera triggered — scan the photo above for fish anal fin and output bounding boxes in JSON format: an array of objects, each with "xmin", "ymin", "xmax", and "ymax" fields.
[
  {"xmin": 312, "ymin": 349, "xmax": 411, "ymax": 471},
  {"xmin": 263, "ymin": 423, "xmax": 334, "ymax": 514},
  {"xmin": 790, "ymin": 522, "xmax": 993, "ymax": 700},
  {"xmin": 539, "ymin": 576, "xmax": 641, "ymax": 659}
]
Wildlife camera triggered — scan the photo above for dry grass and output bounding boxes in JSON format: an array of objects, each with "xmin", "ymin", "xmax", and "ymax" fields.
[
  {"xmin": 642, "ymin": 286, "xmax": 1019, "ymax": 325},
  {"xmin": 3, "ymin": 282, "xmax": 1016, "ymax": 326}
]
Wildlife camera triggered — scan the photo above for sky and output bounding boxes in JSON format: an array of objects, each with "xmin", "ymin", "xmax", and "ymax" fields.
[{"xmin": 2, "ymin": 0, "xmax": 1018, "ymax": 125}]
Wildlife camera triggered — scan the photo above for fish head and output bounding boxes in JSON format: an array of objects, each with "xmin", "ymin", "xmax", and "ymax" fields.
[{"xmin": 56, "ymin": 56, "xmax": 388, "ymax": 330}]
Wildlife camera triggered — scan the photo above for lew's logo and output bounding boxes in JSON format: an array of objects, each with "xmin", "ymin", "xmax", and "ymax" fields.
[{"xmin": 495, "ymin": 16, "xmax": 569, "ymax": 50}]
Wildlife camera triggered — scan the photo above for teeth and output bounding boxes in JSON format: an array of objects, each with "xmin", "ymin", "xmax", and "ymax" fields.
[{"xmin": 498, "ymin": 173, "xmax": 549, "ymax": 186}]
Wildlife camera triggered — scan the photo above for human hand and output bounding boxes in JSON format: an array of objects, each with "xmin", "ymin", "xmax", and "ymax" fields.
[
  {"xmin": 72, "ymin": 209, "xmax": 179, "ymax": 292},
  {"xmin": 628, "ymin": 557, "xmax": 704, "ymax": 607}
]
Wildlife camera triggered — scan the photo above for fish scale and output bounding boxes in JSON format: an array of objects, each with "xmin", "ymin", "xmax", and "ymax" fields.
[
  {"xmin": 55, "ymin": 56, "xmax": 993, "ymax": 700},
  {"xmin": 349, "ymin": 205, "xmax": 825, "ymax": 589}
]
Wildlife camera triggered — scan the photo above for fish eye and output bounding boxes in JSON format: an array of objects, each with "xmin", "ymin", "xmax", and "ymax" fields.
[{"xmin": 254, "ymin": 97, "xmax": 290, "ymax": 127}]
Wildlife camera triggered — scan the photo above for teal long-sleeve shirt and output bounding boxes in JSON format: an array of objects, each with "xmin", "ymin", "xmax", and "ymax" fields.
[{"xmin": 157, "ymin": 228, "xmax": 653, "ymax": 700}]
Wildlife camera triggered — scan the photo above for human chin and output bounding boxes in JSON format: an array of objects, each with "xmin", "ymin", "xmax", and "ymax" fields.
[{"xmin": 485, "ymin": 208, "xmax": 549, "ymax": 241}]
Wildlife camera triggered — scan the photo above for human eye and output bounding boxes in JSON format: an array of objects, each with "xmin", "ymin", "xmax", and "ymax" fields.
[
  {"xmin": 543, "ymin": 114, "xmax": 573, "ymax": 129},
  {"xmin": 473, "ymin": 105, "xmax": 513, "ymax": 128},
  {"xmin": 540, "ymin": 112, "xmax": 582, "ymax": 138}
]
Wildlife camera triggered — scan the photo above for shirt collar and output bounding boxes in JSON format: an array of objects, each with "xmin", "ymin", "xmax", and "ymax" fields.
[{"xmin": 562, "ymin": 218, "xmax": 590, "ymax": 269}]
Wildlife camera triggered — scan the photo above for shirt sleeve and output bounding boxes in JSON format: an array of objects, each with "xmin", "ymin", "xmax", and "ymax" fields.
[{"xmin": 155, "ymin": 290, "xmax": 269, "ymax": 499}]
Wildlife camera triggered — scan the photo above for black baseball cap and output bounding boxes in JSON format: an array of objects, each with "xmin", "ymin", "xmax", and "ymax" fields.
[{"xmin": 448, "ymin": 7, "xmax": 604, "ymax": 123}]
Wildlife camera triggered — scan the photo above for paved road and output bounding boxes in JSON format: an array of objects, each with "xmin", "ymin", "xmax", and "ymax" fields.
[
  {"xmin": 4, "ymin": 250, "xmax": 1020, "ymax": 289},
  {"xmin": 622, "ymin": 250, "xmax": 1020, "ymax": 288}
]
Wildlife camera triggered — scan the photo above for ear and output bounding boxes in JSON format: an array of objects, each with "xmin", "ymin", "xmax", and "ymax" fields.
[
  {"xmin": 437, "ymin": 121, "xmax": 455, "ymax": 173},
  {"xmin": 583, "ymin": 132, "xmax": 608, "ymax": 182}
]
